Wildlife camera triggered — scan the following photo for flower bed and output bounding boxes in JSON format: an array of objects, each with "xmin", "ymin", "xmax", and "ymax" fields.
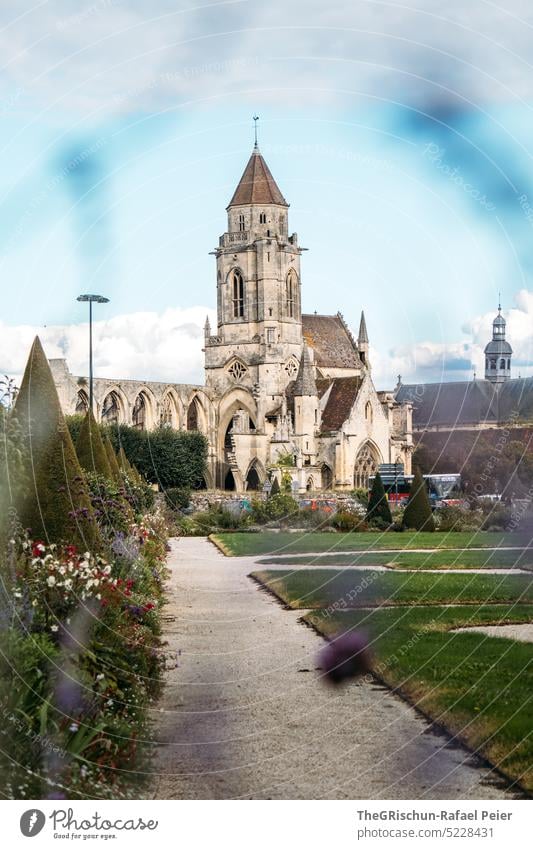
[{"xmin": 0, "ymin": 508, "xmax": 169, "ymax": 799}]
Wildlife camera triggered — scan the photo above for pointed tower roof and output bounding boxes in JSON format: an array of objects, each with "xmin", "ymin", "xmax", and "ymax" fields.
[
  {"xmin": 358, "ymin": 310, "xmax": 369, "ymax": 344},
  {"xmin": 227, "ymin": 147, "xmax": 288, "ymax": 208},
  {"xmin": 293, "ymin": 344, "xmax": 317, "ymax": 396}
]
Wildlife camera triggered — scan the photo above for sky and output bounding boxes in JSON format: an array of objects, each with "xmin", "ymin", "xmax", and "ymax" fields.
[{"xmin": 1, "ymin": 0, "xmax": 533, "ymax": 388}]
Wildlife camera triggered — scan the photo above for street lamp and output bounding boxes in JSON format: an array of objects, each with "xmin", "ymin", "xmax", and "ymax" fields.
[{"xmin": 77, "ymin": 294, "xmax": 109, "ymax": 415}]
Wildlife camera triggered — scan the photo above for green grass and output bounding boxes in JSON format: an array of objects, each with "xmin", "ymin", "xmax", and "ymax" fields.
[
  {"xmin": 213, "ymin": 530, "xmax": 532, "ymax": 557},
  {"xmin": 259, "ymin": 549, "xmax": 533, "ymax": 570},
  {"xmin": 304, "ymin": 604, "xmax": 533, "ymax": 792},
  {"xmin": 251, "ymin": 568, "xmax": 533, "ymax": 609}
]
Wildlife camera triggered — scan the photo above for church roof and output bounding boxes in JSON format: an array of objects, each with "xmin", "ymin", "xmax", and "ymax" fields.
[
  {"xmin": 302, "ymin": 313, "xmax": 362, "ymax": 369},
  {"xmin": 395, "ymin": 376, "xmax": 533, "ymax": 427},
  {"xmin": 227, "ymin": 147, "xmax": 288, "ymax": 208},
  {"xmin": 317, "ymin": 376, "xmax": 363, "ymax": 430}
]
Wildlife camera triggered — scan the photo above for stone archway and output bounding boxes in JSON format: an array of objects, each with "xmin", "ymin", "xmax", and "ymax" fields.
[
  {"xmin": 245, "ymin": 460, "xmax": 262, "ymax": 491},
  {"xmin": 224, "ymin": 469, "xmax": 236, "ymax": 491},
  {"xmin": 321, "ymin": 463, "xmax": 333, "ymax": 490},
  {"xmin": 353, "ymin": 441, "xmax": 381, "ymax": 489}
]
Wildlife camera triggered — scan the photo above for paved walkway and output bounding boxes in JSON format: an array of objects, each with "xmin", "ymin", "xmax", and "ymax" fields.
[{"xmin": 148, "ymin": 538, "xmax": 515, "ymax": 800}]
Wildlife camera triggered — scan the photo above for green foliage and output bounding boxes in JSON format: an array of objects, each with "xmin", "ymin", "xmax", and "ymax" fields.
[
  {"xmin": 85, "ymin": 471, "xmax": 133, "ymax": 537},
  {"xmin": 351, "ymin": 487, "xmax": 369, "ymax": 507},
  {"xmin": 76, "ymin": 410, "xmax": 112, "ymax": 478},
  {"xmin": 270, "ymin": 476, "xmax": 280, "ymax": 495},
  {"xmin": 331, "ymin": 511, "xmax": 367, "ymax": 532},
  {"xmin": 65, "ymin": 413, "xmax": 85, "ymax": 446},
  {"xmin": 164, "ymin": 487, "xmax": 191, "ymax": 510},
  {"xmin": 13, "ymin": 337, "xmax": 100, "ymax": 550},
  {"xmin": 366, "ymin": 471, "xmax": 392, "ymax": 525},
  {"xmin": 0, "ymin": 404, "xmax": 29, "ymax": 543},
  {"xmin": 108, "ymin": 424, "xmax": 208, "ymax": 489},
  {"xmin": 251, "ymin": 493, "xmax": 299, "ymax": 523},
  {"xmin": 120, "ymin": 470, "xmax": 155, "ymax": 515},
  {"xmin": 104, "ymin": 435, "xmax": 122, "ymax": 482},
  {"xmin": 403, "ymin": 467, "xmax": 435, "ymax": 532}
]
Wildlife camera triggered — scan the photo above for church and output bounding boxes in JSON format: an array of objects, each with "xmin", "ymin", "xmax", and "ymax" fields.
[{"xmin": 50, "ymin": 140, "xmax": 414, "ymax": 492}]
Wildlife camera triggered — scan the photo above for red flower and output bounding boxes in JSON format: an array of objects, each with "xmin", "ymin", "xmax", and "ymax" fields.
[
  {"xmin": 65, "ymin": 545, "xmax": 77, "ymax": 558},
  {"xmin": 31, "ymin": 541, "xmax": 46, "ymax": 558}
]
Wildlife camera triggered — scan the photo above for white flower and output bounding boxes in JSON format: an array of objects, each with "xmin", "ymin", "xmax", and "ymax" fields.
[
  {"xmin": 46, "ymin": 575, "xmax": 56, "ymax": 587},
  {"xmin": 69, "ymin": 722, "xmax": 79, "ymax": 733},
  {"xmin": 50, "ymin": 625, "xmax": 59, "ymax": 633},
  {"xmin": 14, "ymin": 591, "xmax": 22, "ymax": 599},
  {"xmin": 96, "ymin": 673, "xmax": 104, "ymax": 681},
  {"xmin": 106, "ymin": 699, "xmax": 113, "ymax": 706}
]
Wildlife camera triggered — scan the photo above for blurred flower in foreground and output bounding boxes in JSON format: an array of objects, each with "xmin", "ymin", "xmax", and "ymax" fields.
[{"xmin": 318, "ymin": 631, "xmax": 373, "ymax": 686}]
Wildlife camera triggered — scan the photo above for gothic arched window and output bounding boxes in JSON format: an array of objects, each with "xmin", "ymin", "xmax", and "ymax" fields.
[
  {"xmin": 101, "ymin": 391, "xmax": 121, "ymax": 425},
  {"xmin": 75, "ymin": 390, "xmax": 88, "ymax": 414},
  {"xmin": 187, "ymin": 398, "xmax": 199, "ymax": 431},
  {"xmin": 132, "ymin": 394, "xmax": 147, "ymax": 430},
  {"xmin": 259, "ymin": 212, "xmax": 266, "ymax": 224},
  {"xmin": 286, "ymin": 270, "xmax": 296, "ymax": 318},
  {"xmin": 500, "ymin": 358, "xmax": 506, "ymax": 369},
  {"xmin": 232, "ymin": 269, "xmax": 244, "ymax": 318}
]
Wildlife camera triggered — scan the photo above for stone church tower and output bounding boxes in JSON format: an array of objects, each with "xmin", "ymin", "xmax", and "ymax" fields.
[{"xmin": 204, "ymin": 140, "xmax": 304, "ymax": 419}]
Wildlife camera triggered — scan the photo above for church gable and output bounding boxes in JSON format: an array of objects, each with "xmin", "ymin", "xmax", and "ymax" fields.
[{"xmin": 302, "ymin": 312, "xmax": 362, "ymax": 371}]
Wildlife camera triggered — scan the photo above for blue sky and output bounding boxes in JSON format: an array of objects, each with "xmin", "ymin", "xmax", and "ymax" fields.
[{"xmin": 1, "ymin": 0, "xmax": 533, "ymax": 386}]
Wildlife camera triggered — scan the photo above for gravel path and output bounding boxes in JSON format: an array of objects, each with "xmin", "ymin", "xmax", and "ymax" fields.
[{"xmin": 148, "ymin": 537, "xmax": 515, "ymax": 800}]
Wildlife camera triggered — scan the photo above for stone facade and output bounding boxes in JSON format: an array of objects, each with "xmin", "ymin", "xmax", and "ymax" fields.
[{"xmin": 51, "ymin": 143, "xmax": 414, "ymax": 492}]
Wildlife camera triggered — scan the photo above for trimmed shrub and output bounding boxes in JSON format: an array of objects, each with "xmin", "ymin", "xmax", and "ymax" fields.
[
  {"xmin": 104, "ymin": 435, "xmax": 122, "ymax": 483},
  {"xmin": 76, "ymin": 410, "xmax": 112, "ymax": 478},
  {"xmin": 108, "ymin": 425, "xmax": 208, "ymax": 490},
  {"xmin": 403, "ymin": 467, "xmax": 435, "ymax": 532},
  {"xmin": 14, "ymin": 337, "xmax": 100, "ymax": 549},
  {"xmin": 251, "ymin": 493, "xmax": 299, "ymax": 523},
  {"xmin": 366, "ymin": 471, "xmax": 392, "ymax": 525},
  {"xmin": 331, "ymin": 511, "xmax": 367, "ymax": 532}
]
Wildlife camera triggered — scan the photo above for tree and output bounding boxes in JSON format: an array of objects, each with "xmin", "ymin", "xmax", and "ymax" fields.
[
  {"xmin": 76, "ymin": 410, "xmax": 112, "ymax": 478},
  {"xmin": 403, "ymin": 467, "xmax": 435, "ymax": 532},
  {"xmin": 366, "ymin": 471, "xmax": 392, "ymax": 524},
  {"xmin": 13, "ymin": 337, "xmax": 100, "ymax": 549}
]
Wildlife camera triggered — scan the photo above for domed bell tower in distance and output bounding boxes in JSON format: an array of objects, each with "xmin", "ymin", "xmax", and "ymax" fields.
[{"xmin": 484, "ymin": 302, "xmax": 512, "ymax": 384}]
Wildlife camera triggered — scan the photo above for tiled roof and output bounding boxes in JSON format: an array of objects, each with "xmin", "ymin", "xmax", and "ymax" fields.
[
  {"xmin": 317, "ymin": 376, "xmax": 363, "ymax": 430},
  {"xmin": 227, "ymin": 148, "xmax": 288, "ymax": 207},
  {"xmin": 395, "ymin": 377, "xmax": 533, "ymax": 427},
  {"xmin": 302, "ymin": 313, "xmax": 362, "ymax": 369}
]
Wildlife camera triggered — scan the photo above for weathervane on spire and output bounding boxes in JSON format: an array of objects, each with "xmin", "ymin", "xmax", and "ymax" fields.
[
  {"xmin": 253, "ymin": 114, "xmax": 259, "ymax": 149},
  {"xmin": 498, "ymin": 291, "xmax": 501, "ymax": 312}
]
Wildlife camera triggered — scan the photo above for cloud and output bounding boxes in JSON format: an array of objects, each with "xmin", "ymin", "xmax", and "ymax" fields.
[
  {"xmin": 1, "ymin": 0, "xmax": 533, "ymax": 116},
  {"xmin": 371, "ymin": 288, "xmax": 533, "ymax": 386},
  {"xmin": 1, "ymin": 305, "xmax": 215, "ymax": 386}
]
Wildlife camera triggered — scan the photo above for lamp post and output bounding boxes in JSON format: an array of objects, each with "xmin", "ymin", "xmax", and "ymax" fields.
[{"xmin": 77, "ymin": 294, "xmax": 109, "ymax": 415}]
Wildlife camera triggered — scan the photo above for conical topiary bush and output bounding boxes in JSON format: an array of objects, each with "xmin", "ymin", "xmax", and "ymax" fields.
[
  {"xmin": 366, "ymin": 471, "xmax": 392, "ymax": 525},
  {"xmin": 118, "ymin": 446, "xmax": 134, "ymax": 476},
  {"xmin": 104, "ymin": 435, "xmax": 122, "ymax": 482},
  {"xmin": 403, "ymin": 467, "xmax": 435, "ymax": 532},
  {"xmin": 14, "ymin": 337, "xmax": 100, "ymax": 550},
  {"xmin": 76, "ymin": 410, "xmax": 112, "ymax": 478}
]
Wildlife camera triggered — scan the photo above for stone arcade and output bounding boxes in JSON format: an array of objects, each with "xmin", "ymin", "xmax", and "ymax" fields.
[{"xmin": 51, "ymin": 141, "xmax": 414, "ymax": 492}]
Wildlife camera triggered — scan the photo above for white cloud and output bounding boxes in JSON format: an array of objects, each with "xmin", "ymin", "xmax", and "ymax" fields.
[
  {"xmin": 1, "ymin": 305, "xmax": 215, "ymax": 386},
  {"xmin": 372, "ymin": 287, "xmax": 533, "ymax": 386},
  {"xmin": 3, "ymin": 289, "xmax": 531, "ymax": 391}
]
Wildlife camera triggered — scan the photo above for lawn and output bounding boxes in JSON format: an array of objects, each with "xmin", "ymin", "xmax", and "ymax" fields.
[
  {"xmin": 212, "ymin": 530, "xmax": 532, "ymax": 557},
  {"xmin": 258, "ymin": 548, "xmax": 533, "ymax": 570},
  {"xmin": 251, "ymin": 568, "xmax": 533, "ymax": 609},
  {"xmin": 304, "ymin": 604, "xmax": 533, "ymax": 792}
]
